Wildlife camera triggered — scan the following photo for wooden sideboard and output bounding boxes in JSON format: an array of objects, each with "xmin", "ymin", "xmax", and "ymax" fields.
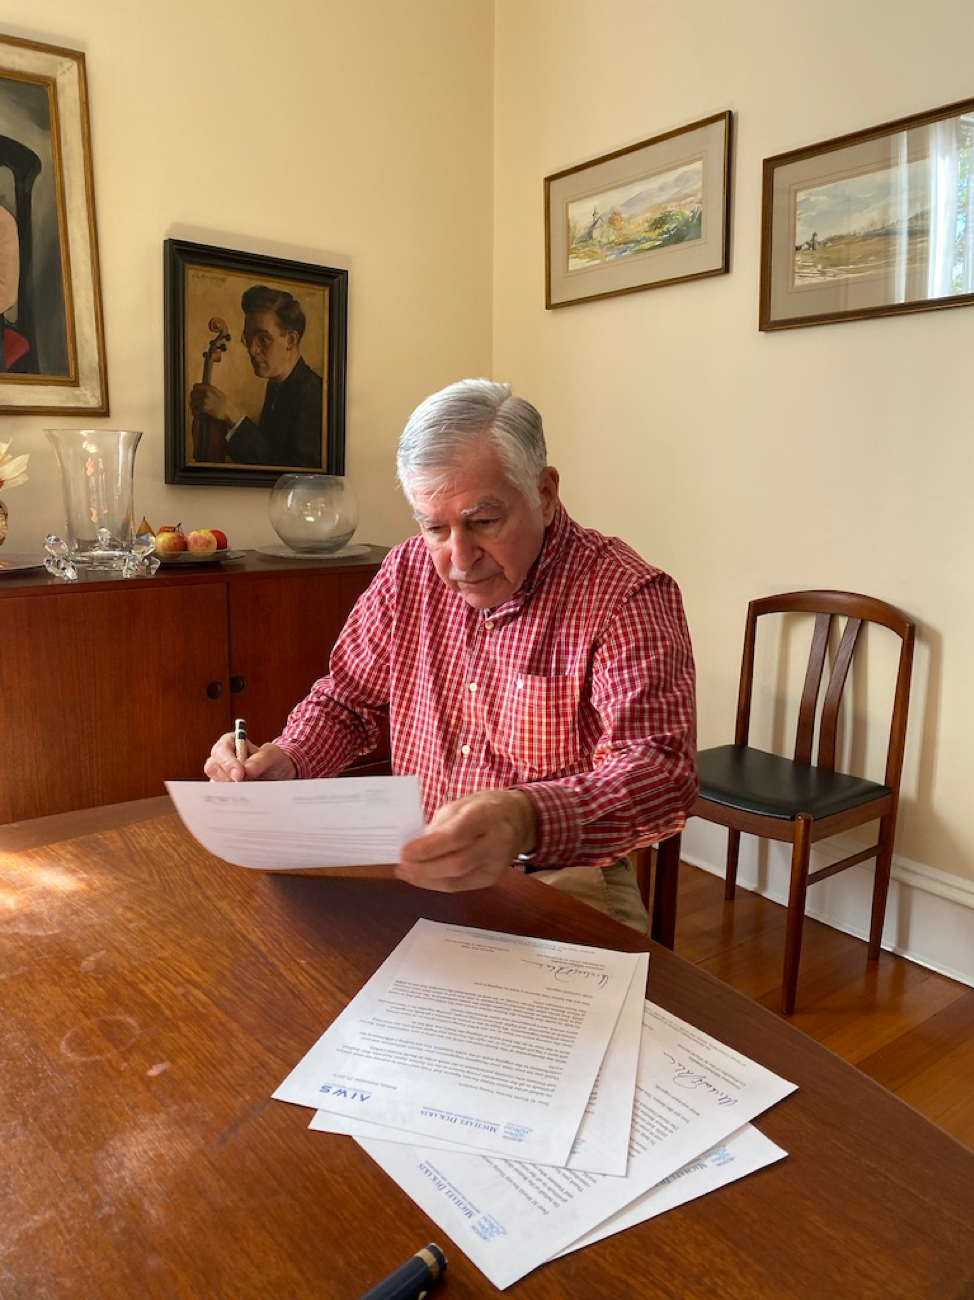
[{"xmin": 0, "ymin": 548, "xmax": 389, "ymax": 824}]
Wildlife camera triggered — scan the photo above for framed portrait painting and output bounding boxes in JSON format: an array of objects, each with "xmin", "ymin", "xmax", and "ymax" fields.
[
  {"xmin": 760, "ymin": 96, "xmax": 974, "ymax": 330},
  {"xmin": 0, "ymin": 33, "xmax": 108, "ymax": 413},
  {"xmin": 164, "ymin": 239, "xmax": 348, "ymax": 487},
  {"xmin": 544, "ymin": 111, "xmax": 732, "ymax": 309}
]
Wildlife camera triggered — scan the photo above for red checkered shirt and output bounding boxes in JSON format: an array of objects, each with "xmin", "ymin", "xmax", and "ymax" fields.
[{"xmin": 275, "ymin": 502, "xmax": 697, "ymax": 868}]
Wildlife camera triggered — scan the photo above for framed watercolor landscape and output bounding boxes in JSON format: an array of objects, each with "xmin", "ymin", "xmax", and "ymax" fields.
[
  {"xmin": 544, "ymin": 112, "xmax": 732, "ymax": 309},
  {"xmin": 760, "ymin": 96, "xmax": 974, "ymax": 330}
]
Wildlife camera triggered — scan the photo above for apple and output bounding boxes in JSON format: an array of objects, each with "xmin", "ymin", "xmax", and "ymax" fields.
[
  {"xmin": 155, "ymin": 526, "xmax": 187, "ymax": 554},
  {"xmin": 209, "ymin": 529, "xmax": 228, "ymax": 550},
  {"xmin": 186, "ymin": 529, "xmax": 218, "ymax": 554}
]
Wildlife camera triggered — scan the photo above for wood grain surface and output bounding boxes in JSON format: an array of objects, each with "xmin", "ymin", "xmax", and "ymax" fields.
[{"xmin": 2, "ymin": 801, "xmax": 972, "ymax": 1299}]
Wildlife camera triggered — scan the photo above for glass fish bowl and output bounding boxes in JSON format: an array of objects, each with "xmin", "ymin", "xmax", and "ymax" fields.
[{"xmin": 268, "ymin": 474, "xmax": 359, "ymax": 554}]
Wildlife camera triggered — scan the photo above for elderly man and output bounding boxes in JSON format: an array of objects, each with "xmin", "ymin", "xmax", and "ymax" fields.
[{"xmin": 205, "ymin": 379, "xmax": 697, "ymax": 930}]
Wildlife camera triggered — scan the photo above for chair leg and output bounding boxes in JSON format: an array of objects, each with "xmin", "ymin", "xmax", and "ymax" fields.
[
  {"xmin": 868, "ymin": 813, "xmax": 896, "ymax": 961},
  {"xmin": 724, "ymin": 829, "xmax": 741, "ymax": 901},
  {"xmin": 781, "ymin": 814, "xmax": 813, "ymax": 1016},
  {"xmin": 634, "ymin": 846, "xmax": 651, "ymax": 914},
  {"xmin": 650, "ymin": 832, "xmax": 682, "ymax": 950}
]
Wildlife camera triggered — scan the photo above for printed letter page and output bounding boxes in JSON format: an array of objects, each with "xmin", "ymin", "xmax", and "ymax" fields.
[
  {"xmin": 357, "ymin": 1000, "xmax": 796, "ymax": 1289},
  {"xmin": 308, "ymin": 950, "xmax": 648, "ymax": 1175},
  {"xmin": 273, "ymin": 919, "xmax": 644, "ymax": 1166},
  {"xmin": 165, "ymin": 776, "xmax": 425, "ymax": 868}
]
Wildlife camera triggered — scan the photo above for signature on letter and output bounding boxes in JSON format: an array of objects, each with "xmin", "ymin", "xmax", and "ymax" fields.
[
  {"xmin": 523, "ymin": 960, "xmax": 608, "ymax": 988},
  {"xmin": 662, "ymin": 1052, "xmax": 737, "ymax": 1106}
]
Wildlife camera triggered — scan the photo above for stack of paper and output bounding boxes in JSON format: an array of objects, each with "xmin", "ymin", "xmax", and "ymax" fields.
[{"xmin": 273, "ymin": 919, "xmax": 795, "ymax": 1290}]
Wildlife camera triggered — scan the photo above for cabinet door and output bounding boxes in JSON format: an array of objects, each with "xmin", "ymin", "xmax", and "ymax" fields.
[
  {"xmin": 0, "ymin": 584, "xmax": 230, "ymax": 822},
  {"xmin": 227, "ymin": 569, "xmax": 389, "ymax": 766}
]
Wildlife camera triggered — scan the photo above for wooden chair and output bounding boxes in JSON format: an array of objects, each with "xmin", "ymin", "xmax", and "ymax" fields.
[{"xmin": 695, "ymin": 590, "xmax": 915, "ymax": 1014}]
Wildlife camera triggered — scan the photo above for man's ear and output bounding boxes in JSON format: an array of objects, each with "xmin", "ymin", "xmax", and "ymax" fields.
[{"xmin": 538, "ymin": 466, "xmax": 560, "ymax": 525}]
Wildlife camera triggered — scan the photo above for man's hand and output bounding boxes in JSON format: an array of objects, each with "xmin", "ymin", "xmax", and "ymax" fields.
[
  {"xmin": 397, "ymin": 789, "xmax": 536, "ymax": 892},
  {"xmin": 190, "ymin": 382, "xmax": 241, "ymax": 427},
  {"xmin": 204, "ymin": 735, "xmax": 297, "ymax": 783}
]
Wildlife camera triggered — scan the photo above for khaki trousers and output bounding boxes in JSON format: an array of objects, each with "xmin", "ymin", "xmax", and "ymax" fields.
[{"xmin": 529, "ymin": 858, "xmax": 648, "ymax": 934}]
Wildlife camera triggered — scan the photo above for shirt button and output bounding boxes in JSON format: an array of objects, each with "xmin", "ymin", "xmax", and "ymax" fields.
[
  {"xmin": 468, "ymin": 682, "xmax": 477, "ymax": 692},
  {"xmin": 460, "ymin": 744, "xmax": 472, "ymax": 755},
  {"xmin": 484, "ymin": 619, "xmax": 495, "ymax": 631}
]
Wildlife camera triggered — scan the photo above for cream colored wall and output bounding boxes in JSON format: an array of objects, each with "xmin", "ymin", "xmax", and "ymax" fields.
[
  {"xmin": 493, "ymin": 0, "xmax": 974, "ymax": 886},
  {"xmin": 3, "ymin": 0, "xmax": 493, "ymax": 554},
  {"xmin": 5, "ymin": 1, "xmax": 971, "ymax": 895}
]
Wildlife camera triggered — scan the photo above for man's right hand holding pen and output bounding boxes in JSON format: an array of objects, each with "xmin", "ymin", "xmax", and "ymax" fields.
[{"xmin": 204, "ymin": 726, "xmax": 297, "ymax": 783}]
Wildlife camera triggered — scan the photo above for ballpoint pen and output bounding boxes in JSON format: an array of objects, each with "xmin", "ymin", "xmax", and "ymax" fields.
[
  {"xmin": 234, "ymin": 717, "xmax": 247, "ymax": 763},
  {"xmin": 359, "ymin": 1243, "xmax": 447, "ymax": 1300}
]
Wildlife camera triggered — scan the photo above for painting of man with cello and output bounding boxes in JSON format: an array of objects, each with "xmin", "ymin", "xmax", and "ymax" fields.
[{"xmin": 164, "ymin": 240, "xmax": 347, "ymax": 488}]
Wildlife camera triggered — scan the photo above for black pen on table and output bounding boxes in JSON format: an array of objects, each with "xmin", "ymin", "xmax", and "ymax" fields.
[
  {"xmin": 234, "ymin": 717, "xmax": 247, "ymax": 764},
  {"xmin": 359, "ymin": 1243, "xmax": 447, "ymax": 1300}
]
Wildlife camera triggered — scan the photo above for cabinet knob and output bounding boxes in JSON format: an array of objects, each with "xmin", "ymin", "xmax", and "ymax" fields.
[
  {"xmin": 230, "ymin": 675, "xmax": 246, "ymax": 694},
  {"xmin": 206, "ymin": 680, "xmax": 223, "ymax": 700}
]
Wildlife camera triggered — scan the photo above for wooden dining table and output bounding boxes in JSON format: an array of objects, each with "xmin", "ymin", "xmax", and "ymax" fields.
[{"xmin": 2, "ymin": 797, "xmax": 973, "ymax": 1299}]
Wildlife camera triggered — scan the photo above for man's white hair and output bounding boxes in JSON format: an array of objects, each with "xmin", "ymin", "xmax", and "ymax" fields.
[{"xmin": 396, "ymin": 378, "xmax": 547, "ymax": 507}]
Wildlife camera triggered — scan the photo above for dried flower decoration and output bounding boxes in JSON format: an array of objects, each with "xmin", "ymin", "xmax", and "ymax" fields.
[{"xmin": 0, "ymin": 439, "xmax": 29, "ymax": 491}]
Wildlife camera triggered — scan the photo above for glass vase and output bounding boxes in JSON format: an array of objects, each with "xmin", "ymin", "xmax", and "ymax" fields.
[
  {"xmin": 268, "ymin": 473, "xmax": 359, "ymax": 554},
  {"xmin": 45, "ymin": 428, "xmax": 156, "ymax": 577}
]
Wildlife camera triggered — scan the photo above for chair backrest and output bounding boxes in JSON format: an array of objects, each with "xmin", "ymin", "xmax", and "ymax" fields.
[{"xmin": 734, "ymin": 590, "xmax": 915, "ymax": 791}]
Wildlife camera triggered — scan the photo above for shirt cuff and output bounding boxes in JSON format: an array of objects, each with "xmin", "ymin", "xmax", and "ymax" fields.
[
  {"xmin": 274, "ymin": 740, "xmax": 313, "ymax": 780},
  {"xmin": 513, "ymin": 782, "xmax": 581, "ymax": 867}
]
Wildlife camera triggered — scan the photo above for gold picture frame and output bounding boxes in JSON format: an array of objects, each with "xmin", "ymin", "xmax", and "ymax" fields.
[
  {"xmin": 0, "ymin": 33, "xmax": 108, "ymax": 412},
  {"xmin": 544, "ymin": 111, "xmax": 732, "ymax": 309}
]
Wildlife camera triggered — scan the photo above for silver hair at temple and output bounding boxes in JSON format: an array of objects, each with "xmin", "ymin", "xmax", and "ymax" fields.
[{"xmin": 396, "ymin": 378, "xmax": 548, "ymax": 506}]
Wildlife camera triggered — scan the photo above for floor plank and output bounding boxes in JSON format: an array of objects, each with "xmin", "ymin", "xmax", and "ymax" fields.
[{"xmin": 672, "ymin": 862, "xmax": 974, "ymax": 1152}]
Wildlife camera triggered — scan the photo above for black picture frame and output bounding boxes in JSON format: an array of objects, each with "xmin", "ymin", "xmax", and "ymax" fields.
[{"xmin": 164, "ymin": 239, "xmax": 347, "ymax": 487}]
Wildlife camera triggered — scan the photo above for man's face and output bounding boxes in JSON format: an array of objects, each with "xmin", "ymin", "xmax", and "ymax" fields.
[
  {"xmin": 241, "ymin": 310, "xmax": 295, "ymax": 382},
  {"xmin": 411, "ymin": 445, "xmax": 559, "ymax": 610}
]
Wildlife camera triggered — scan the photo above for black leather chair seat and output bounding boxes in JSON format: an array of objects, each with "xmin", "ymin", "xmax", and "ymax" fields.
[{"xmin": 698, "ymin": 745, "xmax": 891, "ymax": 821}]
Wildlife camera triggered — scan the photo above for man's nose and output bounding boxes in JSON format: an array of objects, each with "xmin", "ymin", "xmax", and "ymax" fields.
[{"xmin": 450, "ymin": 529, "xmax": 481, "ymax": 573}]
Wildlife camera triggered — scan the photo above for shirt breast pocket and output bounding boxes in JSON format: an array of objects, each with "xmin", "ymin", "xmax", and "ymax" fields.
[{"xmin": 493, "ymin": 674, "xmax": 582, "ymax": 778}]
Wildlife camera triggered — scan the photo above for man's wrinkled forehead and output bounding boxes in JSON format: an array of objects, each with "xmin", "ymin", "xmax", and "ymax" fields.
[{"xmin": 413, "ymin": 493, "xmax": 509, "ymax": 524}]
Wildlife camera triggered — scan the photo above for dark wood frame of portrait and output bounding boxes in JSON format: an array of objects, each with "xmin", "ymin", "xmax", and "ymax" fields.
[
  {"xmin": 164, "ymin": 239, "xmax": 347, "ymax": 487},
  {"xmin": 760, "ymin": 95, "xmax": 974, "ymax": 331},
  {"xmin": 0, "ymin": 33, "xmax": 109, "ymax": 414},
  {"xmin": 544, "ymin": 111, "xmax": 732, "ymax": 309}
]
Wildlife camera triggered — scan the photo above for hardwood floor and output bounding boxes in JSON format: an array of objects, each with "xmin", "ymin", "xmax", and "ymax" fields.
[{"xmin": 671, "ymin": 861, "xmax": 974, "ymax": 1153}]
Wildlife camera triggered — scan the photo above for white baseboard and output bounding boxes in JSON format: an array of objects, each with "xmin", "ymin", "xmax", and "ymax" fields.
[{"xmin": 681, "ymin": 822, "xmax": 974, "ymax": 990}]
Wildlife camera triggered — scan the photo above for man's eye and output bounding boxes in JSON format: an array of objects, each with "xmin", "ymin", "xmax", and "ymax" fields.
[
  {"xmin": 473, "ymin": 518, "xmax": 499, "ymax": 529},
  {"xmin": 423, "ymin": 524, "xmax": 447, "ymax": 537}
]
